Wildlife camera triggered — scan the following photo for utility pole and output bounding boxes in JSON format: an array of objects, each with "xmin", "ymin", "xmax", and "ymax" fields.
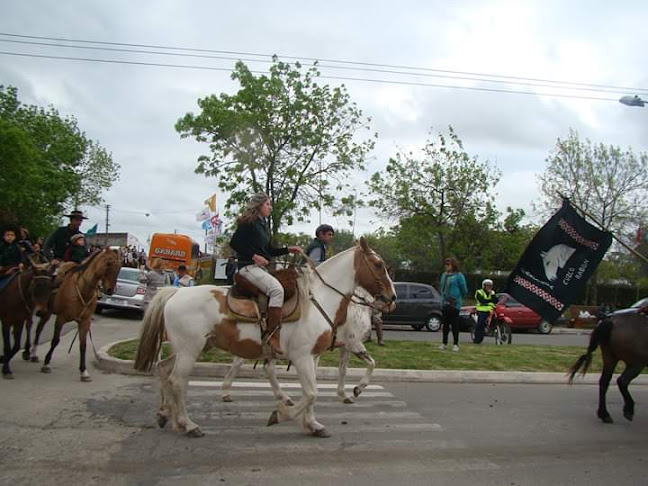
[{"xmin": 104, "ymin": 204, "xmax": 111, "ymax": 247}]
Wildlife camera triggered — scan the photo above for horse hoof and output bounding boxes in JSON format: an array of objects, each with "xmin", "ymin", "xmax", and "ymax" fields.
[
  {"xmin": 157, "ymin": 414, "xmax": 168, "ymax": 429},
  {"xmin": 343, "ymin": 397, "xmax": 355, "ymax": 404},
  {"xmin": 267, "ymin": 410, "xmax": 279, "ymax": 426},
  {"xmin": 41, "ymin": 365, "xmax": 52, "ymax": 374},
  {"xmin": 186, "ymin": 428, "xmax": 204, "ymax": 438},
  {"xmin": 623, "ymin": 410, "xmax": 634, "ymax": 422},
  {"xmin": 22, "ymin": 352, "xmax": 30, "ymax": 361},
  {"xmin": 353, "ymin": 386, "xmax": 362, "ymax": 398},
  {"xmin": 222, "ymin": 395, "xmax": 233, "ymax": 403},
  {"xmin": 312, "ymin": 428, "xmax": 331, "ymax": 438},
  {"xmin": 0, "ymin": 355, "xmax": 4, "ymax": 363},
  {"xmin": 2, "ymin": 372, "xmax": 14, "ymax": 380},
  {"xmin": 600, "ymin": 415, "xmax": 614, "ymax": 424},
  {"xmin": 30, "ymin": 356, "xmax": 40, "ymax": 363},
  {"xmin": 80, "ymin": 375, "xmax": 92, "ymax": 382}
]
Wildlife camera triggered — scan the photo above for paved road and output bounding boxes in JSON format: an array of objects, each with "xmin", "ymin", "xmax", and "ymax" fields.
[{"xmin": 2, "ymin": 312, "xmax": 646, "ymax": 485}]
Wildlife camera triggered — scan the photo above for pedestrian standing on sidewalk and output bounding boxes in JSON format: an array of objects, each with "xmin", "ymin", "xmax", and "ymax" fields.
[
  {"xmin": 139, "ymin": 258, "xmax": 167, "ymax": 312},
  {"xmin": 439, "ymin": 257, "xmax": 467, "ymax": 352}
]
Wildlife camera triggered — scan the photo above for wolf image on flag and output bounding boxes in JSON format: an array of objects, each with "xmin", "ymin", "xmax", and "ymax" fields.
[{"xmin": 507, "ymin": 199, "xmax": 612, "ymax": 323}]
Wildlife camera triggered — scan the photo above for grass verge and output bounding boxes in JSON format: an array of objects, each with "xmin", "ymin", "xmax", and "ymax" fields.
[{"xmin": 109, "ymin": 339, "xmax": 610, "ymax": 373}]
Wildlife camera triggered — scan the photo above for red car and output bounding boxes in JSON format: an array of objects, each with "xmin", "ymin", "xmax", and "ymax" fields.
[{"xmin": 459, "ymin": 293, "xmax": 553, "ymax": 334}]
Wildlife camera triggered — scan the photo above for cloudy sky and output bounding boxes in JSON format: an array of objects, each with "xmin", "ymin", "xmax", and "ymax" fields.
[{"xmin": 2, "ymin": 1, "xmax": 647, "ymax": 249}]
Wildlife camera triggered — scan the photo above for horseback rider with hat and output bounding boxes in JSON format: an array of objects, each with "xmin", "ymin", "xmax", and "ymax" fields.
[
  {"xmin": 43, "ymin": 210, "xmax": 87, "ymax": 264},
  {"xmin": 229, "ymin": 193, "xmax": 302, "ymax": 355}
]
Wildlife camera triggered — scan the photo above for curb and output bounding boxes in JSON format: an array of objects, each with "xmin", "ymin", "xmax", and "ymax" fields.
[{"xmin": 95, "ymin": 339, "xmax": 648, "ymax": 386}]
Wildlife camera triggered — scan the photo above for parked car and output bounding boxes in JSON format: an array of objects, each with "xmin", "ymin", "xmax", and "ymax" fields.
[
  {"xmin": 96, "ymin": 268, "xmax": 174, "ymax": 314},
  {"xmin": 612, "ymin": 297, "xmax": 648, "ymax": 316},
  {"xmin": 382, "ymin": 282, "xmax": 443, "ymax": 331},
  {"xmin": 459, "ymin": 293, "xmax": 553, "ymax": 334}
]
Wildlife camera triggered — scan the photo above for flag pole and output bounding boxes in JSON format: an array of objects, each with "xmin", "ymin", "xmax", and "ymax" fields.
[{"xmin": 558, "ymin": 194, "xmax": 648, "ymax": 264}]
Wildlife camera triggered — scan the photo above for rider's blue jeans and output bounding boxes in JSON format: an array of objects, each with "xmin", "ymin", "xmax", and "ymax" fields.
[{"xmin": 473, "ymin": 311, "xmax": 490, "ymax": 344}]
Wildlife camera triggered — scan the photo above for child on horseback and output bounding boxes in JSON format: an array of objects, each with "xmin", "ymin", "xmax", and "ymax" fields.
[
  {"xmin": 65, "ymin": 234, "xmax": 90, "ymax": 264},
  {"xmin": 229, "ymin": 193, "xmax": 302, "ymax": 355},
  {"xmin": 0, "ymin": 226, "xmax": 24, "ymax": 277}
]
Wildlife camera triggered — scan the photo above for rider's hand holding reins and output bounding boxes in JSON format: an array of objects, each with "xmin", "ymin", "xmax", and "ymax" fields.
[{"xmin": 252, "ymin": 254, "xmax": 269, "ymax": 266}]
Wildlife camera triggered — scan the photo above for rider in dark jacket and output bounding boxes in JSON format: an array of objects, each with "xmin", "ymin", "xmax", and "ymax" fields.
[{"xmin": 43, "ymin": 210, "xmax": 86, "ymax": 263}]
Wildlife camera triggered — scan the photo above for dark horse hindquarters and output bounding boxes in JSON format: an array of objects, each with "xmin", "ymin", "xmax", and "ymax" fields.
[{"xmin": 569, "ymin": 314, "xmax": 648, "ymax": 423}]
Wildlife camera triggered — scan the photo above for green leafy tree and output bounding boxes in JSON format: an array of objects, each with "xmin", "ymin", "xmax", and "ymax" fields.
[
  {"xmin": 537, "ymin": 129, "xmax": 648, "ymax": 303},
  {"xmin": 368, "ymin": 126, "xmax": 501, "ymax": 266},
  {"xmin": 175, "ymin": 58, "xmax": 375, "ymax": 236},
  {"xmin": 0, "ymin": 85, "xmax": 119, "ymax": 236}
]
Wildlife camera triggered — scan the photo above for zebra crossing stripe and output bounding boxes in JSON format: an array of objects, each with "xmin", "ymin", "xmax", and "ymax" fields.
[
  {"xmin": 200, "ymin": 423, "xmax": 443, "ymax": 435},
  {"xmin": 188, "ymin": 380, "xmax": 384, "ymax": 390},
  {"xmin": 189, "ymin": 390, "xmax": 395, "ymax": 398}
]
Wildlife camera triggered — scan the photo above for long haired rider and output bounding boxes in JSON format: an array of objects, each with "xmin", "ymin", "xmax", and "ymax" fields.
[{"xmin": 229, "ymin": 193, "xmax": 302, "ymax": 354}]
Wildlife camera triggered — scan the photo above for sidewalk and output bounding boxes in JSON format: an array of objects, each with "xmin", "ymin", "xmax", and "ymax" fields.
[{"xmin": 94, "ymin": 336, "xmax": 648, "ymax": 386}]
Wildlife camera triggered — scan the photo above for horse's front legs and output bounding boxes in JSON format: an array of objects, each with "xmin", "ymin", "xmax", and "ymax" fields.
[
  {"xmin": 78, "ymin": 319, "xmax": 92, "ymax": 382},
  {"xmin": 264, "ymin": 359, "xmax": 293, "ymax": 405},
  {"xmin": 22, "ymin": 316, "xmax": 33, "ymax": 361},
  {"xmin": 2, "ymin": 320, "xmax": 17, "ymax": 378},
  {"xmin": 41, "ymin": 315, "xmax": 66, "ymax": 374},
  {"xmin": 168, "ymin": 353, "xmax": 203, "ymax": 437},
  {"xmin": 351, "ymin": 349, "xmax": 375, "ymax": 399},
  {"xmin": 29, "ymin": 312, "xmax": 51, "ymax": 363},
  {"xmin": 337, "ymin": 347, "xmax": 354, "ymax": 403},
  {"xmin": 268, "ymin": 355, "xmax": 328, "ymax": 437},
  {"xmin": 617, "ymin": 364, "xmax": 644, "ymax": 421}
]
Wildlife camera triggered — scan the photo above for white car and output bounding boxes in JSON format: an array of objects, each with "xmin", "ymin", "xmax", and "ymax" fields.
[{"xmin": 96, "ymin": 267, "xmax": 174, "ymax": 314}]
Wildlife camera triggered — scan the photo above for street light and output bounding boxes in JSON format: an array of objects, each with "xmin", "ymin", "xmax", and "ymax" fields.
[{"xmin": 619, "ymin": 95, "xmax": 646, "ymax": 107}]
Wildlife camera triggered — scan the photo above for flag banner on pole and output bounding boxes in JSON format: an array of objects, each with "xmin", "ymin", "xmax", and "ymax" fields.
[
  {"xmin": 204, "ymin": 193, "xmax": 217, "ymax": 213},
  {"xmin": 85, "ymin": 223, "xmax": 98, "ymax": 236},
  {"xmin": 201, "ymin": 219, "xmax": 212, "ymax": 231},
  {"xmin": 506, "ymin": 199, "xmax": 612, "ymax": 323},
  {"xmin": 196, "ymin": 207, "xmax": 210, "ymax": 222}
]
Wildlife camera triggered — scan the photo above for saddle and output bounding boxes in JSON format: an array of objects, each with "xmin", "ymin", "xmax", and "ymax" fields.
[{"xmin": 226, "ymin": 268, "xmax": 301, "ymax": 323}]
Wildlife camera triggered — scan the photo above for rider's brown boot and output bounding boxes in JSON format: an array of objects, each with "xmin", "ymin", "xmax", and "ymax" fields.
[{"xmin": 266, "ymin": 307, "xmax": 283, "ymax": 355}]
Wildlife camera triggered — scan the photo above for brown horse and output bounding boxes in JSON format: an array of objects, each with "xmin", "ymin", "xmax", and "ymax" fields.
[
  {"xmin": 569, "ymin": 314, "xmax": 648, "ymax": 423},
  {"xmin": 0, "ymin": 260, "xmax": 55, "ymax": 378},
  {"xmin": 28, "ymin": 249, "xmax": 121, "ymax": 381}
]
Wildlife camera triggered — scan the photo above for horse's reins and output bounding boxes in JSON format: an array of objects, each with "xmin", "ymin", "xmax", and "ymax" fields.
[{"xmin": 299, "ymin": 249, "xmax": 385, "ymax": 350}]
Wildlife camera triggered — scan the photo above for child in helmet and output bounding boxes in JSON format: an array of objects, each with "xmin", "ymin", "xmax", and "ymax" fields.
[{"xmin": 473, "ymin": 278, "xmax": 497, "ymax": 344}]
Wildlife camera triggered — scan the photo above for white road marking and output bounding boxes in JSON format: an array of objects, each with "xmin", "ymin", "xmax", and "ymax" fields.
[{"xmin": 189, "ymin": 380, "xmax": 384, "ymax": 390}]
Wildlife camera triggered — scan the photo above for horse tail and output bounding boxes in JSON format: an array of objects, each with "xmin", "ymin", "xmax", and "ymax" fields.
[
  {"xmin": 134, "ymin": 287, "xmax": 178, "ymax": 372},
  {"xmin": 568, "ymin": 318, "xmax": 613, "ymax": 383}
]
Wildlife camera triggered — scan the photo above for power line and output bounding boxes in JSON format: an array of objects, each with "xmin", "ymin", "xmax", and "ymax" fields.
[
  {"xmin": 0, "ymin": 50, "xmax": 621, "ymax": 102},
  {"xmin": 0, "ymin": 37, "xmax": 640, "ymax": 96},
  {"xmin": 1, "ymin": 31, "xmax": 646, "ymax": 95}
]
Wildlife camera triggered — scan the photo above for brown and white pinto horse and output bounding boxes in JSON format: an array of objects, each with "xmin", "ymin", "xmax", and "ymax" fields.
[
  {"xmin": 135, "ymin": 238, "xmax": 396, "ymax": 438},
  {"xmin": 28, "ymin": 249, "xmax": 121, "ymax": 381},
  {"xmin": 221, "ymin": 287, "xmax": 377, "ymax": 405},
  {"xmin": 0, "ymin": 260, "xmax": 55, "ymax": 378}
]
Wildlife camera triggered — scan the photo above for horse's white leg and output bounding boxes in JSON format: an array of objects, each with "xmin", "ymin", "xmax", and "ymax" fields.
[
  {"xmin": 352, "ymin": 348, "xmax": 375, "ymax": 398},
  {"xmin": 268, "ymin": 355, "xmax": 328, "ymax": 437},
  {"xmin": 221, "ymin": 356, "xmax": 244, "ymax": 402},
  {"xmin": 264, "ymin": 359, "xmax": 293, "ymax": 405},
  {"xmin": 168, "ymin": 352, "xmax": 203, "ymax": 437},
  {"xmin": 337, "ymin": 347, "xmax": 354, "ymax": 404},
  {"xmin": 156, "ymin": 354, "xmax": 175, "ymax": 428}
]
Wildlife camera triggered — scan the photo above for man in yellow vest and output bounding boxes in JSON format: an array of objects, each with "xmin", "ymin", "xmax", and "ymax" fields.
[{"xmin": 473, "ymin": 279, "xmax": 497, "ymax": 344}]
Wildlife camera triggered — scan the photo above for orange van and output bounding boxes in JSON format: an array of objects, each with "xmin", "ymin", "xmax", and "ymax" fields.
[{"xmin": 148, "ymin": 233, "xmax": 200, "ymax": 274}]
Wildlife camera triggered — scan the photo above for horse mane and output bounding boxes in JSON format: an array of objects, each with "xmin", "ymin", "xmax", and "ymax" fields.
[{"xmin": 69, "ymin": 249, "xmax": 104, "ymax": 274}]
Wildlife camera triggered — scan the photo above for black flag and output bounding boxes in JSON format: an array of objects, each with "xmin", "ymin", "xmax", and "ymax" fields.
[{"xmin": 506, "ymin": 200, "xmax": 612, "ymax": 322}]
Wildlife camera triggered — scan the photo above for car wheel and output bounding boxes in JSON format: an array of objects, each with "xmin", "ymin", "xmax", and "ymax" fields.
[
  {"xmin": 537, "ymin": 320, "xmax": 553, "ymax": 334},
  {"xmin": 411, "ymin": 324, "xmax": 424, "ymax": 331},
  {"xmin": 425, "ymin": 315, "xmax": 441, "ymax": 332}
]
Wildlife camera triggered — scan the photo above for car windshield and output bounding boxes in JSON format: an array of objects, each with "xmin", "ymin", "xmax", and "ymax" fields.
[
  {"xmin": 630, "ymin": 297, "xmax": 648, "ymax": 308},
  {"xmin": 118, "ymin": 268, "xmax": 141, "ymax": 283}
]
